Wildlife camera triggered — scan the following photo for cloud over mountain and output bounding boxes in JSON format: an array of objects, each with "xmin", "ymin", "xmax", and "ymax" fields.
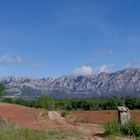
[
  {"xmin": 72, "ymin": 64, "xmax": 114, "ymax": 76},
  {"xmin": 72, "ymin": 66, "xmax": 93, "ymax": 76}
]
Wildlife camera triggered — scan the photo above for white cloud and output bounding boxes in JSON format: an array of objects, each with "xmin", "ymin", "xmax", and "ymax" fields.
[
  {"xmin": 0, "ymin": 54, "xmax": 24, "ymax": 65},
  {"xmin": 99, "ymin": 64, "xmax": 114, "ymax": 73},
  {"xmin": 72, "ymin": 66, "xmax": 93, "ymax": 76},
  {"xmin": 72, "ymin": 64, "xmax": 114, "ymax": 76}
]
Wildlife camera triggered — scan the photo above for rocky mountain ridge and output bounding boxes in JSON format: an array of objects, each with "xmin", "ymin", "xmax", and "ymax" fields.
[{"xmin": 1, "ymin": 68, "xmax": 140, "ymax": 99}]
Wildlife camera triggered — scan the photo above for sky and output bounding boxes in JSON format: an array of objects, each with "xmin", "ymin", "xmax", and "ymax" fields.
[{"xmin": 0, "ymin": 0, "xmax": 140, "ymax": 77}]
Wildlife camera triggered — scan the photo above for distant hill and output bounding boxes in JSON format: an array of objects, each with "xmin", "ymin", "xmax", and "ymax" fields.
[{"xmin": 1, "ymin": 68, "xmax": 140, "ymax": 99}]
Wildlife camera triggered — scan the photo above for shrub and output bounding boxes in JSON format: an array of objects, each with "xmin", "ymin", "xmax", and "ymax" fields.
[
  {"xmin": 15, "ymin": 99, "xmax": 32, "ymax": 107},
  {"xmin": 120, "ymin": 121, "xmax": 140, "ymax": 137},
  {"xmin": 37, "ymin": 96, "xmax": 55, "ymax": 110},
  {"xmin": 105, "ymin": 121, "xmax": 121, "ymax": 135},
  {"xmin": 105, "ymin": 120, "xmax": 140, "ymax": 138},
  {"xmin": 125, "ymin": 97, "xmax": 137, "ymax": 110},
  {"xmin": 2, "ymin": 98, "xmax": 15, "ymax": 104},
  {"xmin": 0, "ymin": 83, "xmax": 5, "ymax": 97},
  {"xmin": 61, "ymin": 111, "xmax": 68, "ymax": 117}
]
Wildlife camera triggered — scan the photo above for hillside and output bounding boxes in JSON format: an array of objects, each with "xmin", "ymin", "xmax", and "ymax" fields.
[{"xmin": 1, "ymin": 68, "xmax": 140, "ymax": 99}]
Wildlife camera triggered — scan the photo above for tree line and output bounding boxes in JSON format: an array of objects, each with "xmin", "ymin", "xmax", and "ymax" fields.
[{"xmin": 2, "ymin": 96, "xmax": 140, "ymax": 110}]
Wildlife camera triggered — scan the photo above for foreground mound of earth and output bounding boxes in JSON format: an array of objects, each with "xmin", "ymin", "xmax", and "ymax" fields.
[{"xmin": 0, "ymin": 103, "xmax": 48, "ymax": 130}]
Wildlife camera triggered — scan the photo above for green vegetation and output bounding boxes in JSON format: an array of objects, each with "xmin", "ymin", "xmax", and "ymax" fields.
[
  {"xmin": 37, "ymin": 96, "xmax": 55, "ymax": 110},
  {"xmin": 61, "ymin": 111, "xmax": 68, "ymax": 117},
  {"xmin": 125, "ymin": 97, "xmax": 138, "ymax": 110},
  {"xmin": 0, "ymin": 83, "xmax": 5, "ymax": 97},
  {"xmin": 45, "ymin": 129, "xmax": 83, "ymax": 140},
  {"xmin": 105, "ymin": 120, "xmax": 140, "ymax": 138},
  {"xmin": 0, "ymin": 125, "xmax": 83, "ymax": 140},
  {"xmin": 2, "ymin": 98, "xmax": 36, "ymax": 107},
  {"xmin": 2, "ymin": 95, "xmax": 140, "ymax": 111}
]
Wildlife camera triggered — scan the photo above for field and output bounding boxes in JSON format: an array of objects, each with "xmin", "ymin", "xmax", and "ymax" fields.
[
  {"xmin": 67, "ymin": 110, "xmax": 140, "ymax": 124},
  {"xmin": 0, "ymin": 103, "xmax": 138, "ymax": 140},
  {"xmin": 0, "ymin": 103, "xmax": 47, "ymax": 130},
  {"xmin": 0, "ymin": 103, "xmax": 104, "ymax": 140}
]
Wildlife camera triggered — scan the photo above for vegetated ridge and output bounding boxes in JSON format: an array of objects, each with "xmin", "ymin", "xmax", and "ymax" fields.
[{"xmin": 1, "ymin": 68, "xmax": 140, "ymax": 99}]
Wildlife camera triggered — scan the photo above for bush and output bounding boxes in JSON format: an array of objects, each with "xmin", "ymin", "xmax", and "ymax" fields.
[
  {"xmin": 61, "ymin": 111, "xmax": 68, "ymax": 117},
  {"xmin": 2, "ymin": 98, "xmax": 15, "ymax": 104},
  {"xmin": 0, "ymin": 83, "xmax": 5, "ymax": 97},
  {"xmin": 105, "ymin": 121, "xmax": 121, "ymax": 135},
  {"xmin": 105, "ymin": 120, "xmax": 140, "ymax": 138},
  {"xmin": 37, "ymin": 96, "xmax": 55, "ymax": 110},
  {"xmin": 120, "ymin": 121, "xmax": 140, "ymax": 137},
  {"xmin": 125, "ymin": 97, "xmax": 137, "ymax": 110},
  {"xmin": 15, "ymin": 99, "xmax": 32, "ymax": 107}
]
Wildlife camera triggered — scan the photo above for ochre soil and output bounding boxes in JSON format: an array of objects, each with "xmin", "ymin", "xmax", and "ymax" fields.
[
  {"xmin": 68, "ymin": 110, "xmax": 140, "ymax": 124},
  {"xmin": 0, "ymin": 103, "xmax": 47, "ymax": 130},
  {"xmin": 0, "ymin": 103, "xmax": 105, "ymax": 139}
]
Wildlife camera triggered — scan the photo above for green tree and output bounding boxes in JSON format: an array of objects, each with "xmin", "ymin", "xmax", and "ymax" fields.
[
  {"xmin": 15, "ymin": 99, "xmax": 33, "ymax": 107},
  {"xmin": 37, "ymin": 96, "xmax": 55, "ymax": 110},
  {"xmin": 101, "ymin": 98, "xmax": 118, "ymax": 110},
  {"xmin": 80, "ymin": 100, "xmax": 91, "ymax": 110},
  {"xmin": 0, "ymin": 83, "xmax": 5, "ymax": 97},
  {"xmin": 125, "ymin": 97, "xmax": 137, "ymax": 110},
  {"xmin": 71, "ymin": 101, "xmax": 78, "ymax": 110},
  {"xmin": 2, "ymin": 98, "xmax": 15, "ymax": 103}
]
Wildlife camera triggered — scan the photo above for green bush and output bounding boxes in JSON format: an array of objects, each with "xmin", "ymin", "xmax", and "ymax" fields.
[
  {"xmin": 61, "ymin": 111, "xmax": 68, "ymax": 117},
  {"xmin": 37, "ymin": 96, "xmax": 55, "ymax": 110},
  {"xmin": 0, "ymin": 83, "xmax": 5, "ymax": 97},
  {"xmin": 120, "ymin": 121, "xmax": 140, "ymax": 137},
  {"xmin": 2, "ymin": 98, "xmax": 15, "ymax": 104},
  {"xmin": 105, "ymin": 120, "xmax": 140, "ymax": 138},
  {"xmin": 105, "ymin": 121, "xmax": 121, "ymax": 135},
  {"xmin": 125, "ymin": 97, "xmax": 137, "ymax": 110}
]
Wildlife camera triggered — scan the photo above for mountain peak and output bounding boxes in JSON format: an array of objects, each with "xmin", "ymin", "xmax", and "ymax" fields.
[{"xmin": 1, "ymin": 68, "xmax": 140, "ymax": 99}]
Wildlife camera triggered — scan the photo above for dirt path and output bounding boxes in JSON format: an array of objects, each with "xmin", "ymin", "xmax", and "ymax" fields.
[
  {"xmin": 48, "ymin": 111, "xmax": 105, "ymax": 140},
  {"xmin": 48, "ymin": 111, "xmax": 66, "ymax": 125}
]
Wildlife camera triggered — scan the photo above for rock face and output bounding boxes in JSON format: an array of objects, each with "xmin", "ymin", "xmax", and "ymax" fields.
[{"xmin": 0, "ymin": 68, "xmax": 140, "ymax": 99}]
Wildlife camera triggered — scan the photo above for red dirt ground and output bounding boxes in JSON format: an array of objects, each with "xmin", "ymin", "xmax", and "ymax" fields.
[
  {"xmin": 0, "ymin": 103, "xmax": 47, "ymax": 130},
  {"xmin": 69, "ymin": 110, "xmax": 140, "ymax": 124},
  {"xmin": 0, "ymin": 103, "xmax": 138, "ymax": 139},
  {"xmin": 0, "ymin": 103, "xmax": 105, "ymax": 139},
  {"xmin": 0, "ymin": 102, "xmax": 140, "ymax": 132}
]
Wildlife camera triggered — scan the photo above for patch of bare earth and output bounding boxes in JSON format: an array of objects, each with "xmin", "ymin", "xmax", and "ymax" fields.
[
  {"xmin": 48, "ymin": 111, "xmax": 105, "ymax": 140},
  {"xmin": 0, "ymin": 103, "xmax": 48, "ymax": 130},
  {"xmin": 68, "ymin": 110, "xmax": 140, "ymax": 124},
  {"xmin": 0, "ymin": 103, "xmax": 105, "ymax": 139},
  {"xmin": 0, "ymin": 103, "xmax": 136, "ymax": 140}
]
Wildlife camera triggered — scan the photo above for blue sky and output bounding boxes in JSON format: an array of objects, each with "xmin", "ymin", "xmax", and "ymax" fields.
[{"xmin": 0, "ymin": 0, "xmax": 140, "ymax": 77}]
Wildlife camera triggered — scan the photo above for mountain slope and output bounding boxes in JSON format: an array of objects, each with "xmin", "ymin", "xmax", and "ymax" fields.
[{"xmin": 1, "ymin": 68, "xmax": 140, "ymax": 99}]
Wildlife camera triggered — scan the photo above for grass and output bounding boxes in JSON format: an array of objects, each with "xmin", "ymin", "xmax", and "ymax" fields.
[
  {"xmin": 0, "ymin": 125, "xmax": 84, "ymax": 140},
  {"xmin": 104, "ymin": 120, "xmax": 140, "ymax": 138},
  {"xmin": 46, "ymin": 129, "xmax": 83, "ymax": 140}
]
